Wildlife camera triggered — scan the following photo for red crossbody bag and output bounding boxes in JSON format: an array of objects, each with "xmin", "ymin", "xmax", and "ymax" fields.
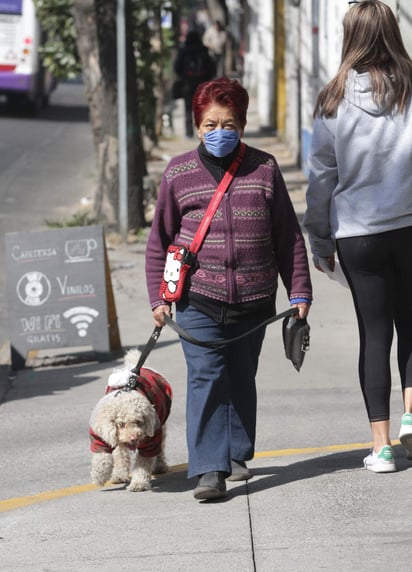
[{"xmin": 159, "ymin": 142, "xmax": 246, "ymax": 303}]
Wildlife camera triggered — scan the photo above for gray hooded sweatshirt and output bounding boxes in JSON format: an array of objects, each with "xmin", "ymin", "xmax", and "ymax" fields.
[{"xmin": 304, "ymin": 70, "xmax": 412, "ymax": 259}]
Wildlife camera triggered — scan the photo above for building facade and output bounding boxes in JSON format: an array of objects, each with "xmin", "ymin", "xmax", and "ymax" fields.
[{"xmin": 237, "ymin": 0, "xmax": 412, "ymax": 170}]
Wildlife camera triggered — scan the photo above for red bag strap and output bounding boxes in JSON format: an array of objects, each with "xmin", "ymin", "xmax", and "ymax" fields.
[{"xmin": 190, "ymin": 142, "xmax": 246, "ymax": 254}]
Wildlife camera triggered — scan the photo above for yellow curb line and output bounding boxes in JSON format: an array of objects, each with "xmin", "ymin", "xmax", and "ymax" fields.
[
  {"xmin": 254, "ymin": 442, "xmax": 374, "ymax": 458},
  {"xmin": 0, "ymin": 483, "xmax": 100, "ymax": 513},
  {"xmin": 0, "ymin": 440, "xmax": 401, "ymax": 513}
]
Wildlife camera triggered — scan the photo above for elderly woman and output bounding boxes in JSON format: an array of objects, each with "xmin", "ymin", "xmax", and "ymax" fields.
[{"xmin": 146, "ymin": 78, "xmax": 312, "ymax": 500}]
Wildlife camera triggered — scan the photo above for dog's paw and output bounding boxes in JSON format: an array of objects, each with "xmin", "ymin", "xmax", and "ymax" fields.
[
  {"xmin": 91, "ymin": 471, "xmax": 110, "ymax": 486},
  {"xmin": 127, "ymin": 478, "xmax": 152, "ymax": 492},
  {"xmin": 110, "ymin": 470, "xmax": 130, "ymax": 484}
]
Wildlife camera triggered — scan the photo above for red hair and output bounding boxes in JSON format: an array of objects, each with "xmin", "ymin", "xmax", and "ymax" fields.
[{"xmin": 192, "ymin": 78, "xmax": 249, "ymax": 129}]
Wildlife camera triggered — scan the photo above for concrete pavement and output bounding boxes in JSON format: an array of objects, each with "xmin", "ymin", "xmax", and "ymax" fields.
[{"xmin": 0, "ymin": 98, "xmax": 411, "ymax": 571}]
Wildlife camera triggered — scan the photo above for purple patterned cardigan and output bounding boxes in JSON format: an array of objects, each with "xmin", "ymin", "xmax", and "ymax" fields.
[{"xmin": 145, "ymin": 144, "xmax": 312, "ymax": 309}]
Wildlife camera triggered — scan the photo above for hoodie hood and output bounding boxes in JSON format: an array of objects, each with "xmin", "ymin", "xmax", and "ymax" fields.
[{"xmin": 344, "ymin": 70, "xmax": 391, "ymax": 116}]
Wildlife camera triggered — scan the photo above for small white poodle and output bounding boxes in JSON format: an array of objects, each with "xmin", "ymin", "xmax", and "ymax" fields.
[{"xmin": 89, "ymin": 350, "xmax": 172, "ymax": 492}]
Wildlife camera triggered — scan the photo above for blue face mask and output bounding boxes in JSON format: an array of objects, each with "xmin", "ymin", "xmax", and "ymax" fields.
[{"xmin": 203, "ymin": 129, "xmax": 240, "ymax": 158}]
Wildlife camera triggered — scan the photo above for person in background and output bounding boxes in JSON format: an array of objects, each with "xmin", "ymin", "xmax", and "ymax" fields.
[
  {"xmin": 304, "ymin": 0, "xmax": 412, "ymax": 473},
  {"xmin": 146, "ymin": 78, "xmax": 312, "ymax": 501},
  {"xmin": 203, "ymin": 20, "xmax": 227, "ymax": 77},
  {"xmin": 174, "ymin": 31, "xmax": 216, "ymax": 138}
]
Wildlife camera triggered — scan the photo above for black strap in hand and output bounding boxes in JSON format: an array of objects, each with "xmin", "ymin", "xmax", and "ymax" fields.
[
  {"xmin": 163, "ymin": 307, "xmax": 298, "ymax": 348},
  {"xmin": 130, "ymin": 326, "xmax": 162, "ymax": 376}
]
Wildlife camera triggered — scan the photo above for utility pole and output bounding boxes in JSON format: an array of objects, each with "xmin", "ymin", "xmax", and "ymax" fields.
[{"xmin": 117, "ymin": 0, "xmax": 128, "ymax": 242}]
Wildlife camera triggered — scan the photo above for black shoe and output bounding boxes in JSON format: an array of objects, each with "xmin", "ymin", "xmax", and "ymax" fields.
[
  {"xmin": 226, "ymin": 460, "xmax": 252, "ymax": 482},
  {"xmin": 193, "ymin": 471, "xmax": 227, "ymax": 500}
]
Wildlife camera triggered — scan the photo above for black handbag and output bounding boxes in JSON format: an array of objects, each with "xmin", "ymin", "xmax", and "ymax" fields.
[{"xmin": 282, "ymin": 315, "xmax": 310, "ymax": 372}]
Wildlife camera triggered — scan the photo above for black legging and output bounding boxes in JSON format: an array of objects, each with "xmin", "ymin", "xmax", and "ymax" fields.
[{"xmin": 337, "ymin": 226, "xmax": 412, "ymax": 422}]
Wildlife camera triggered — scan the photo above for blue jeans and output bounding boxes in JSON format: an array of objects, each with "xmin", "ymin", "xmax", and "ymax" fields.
[{"xmin": 176, "ymin": 303, "xmax": 266, "ymax": 478}]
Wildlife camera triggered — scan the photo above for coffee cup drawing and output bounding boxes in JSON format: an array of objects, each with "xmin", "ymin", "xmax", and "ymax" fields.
[{"xmin": 65, "ymin": 238, "xmax": 98, "ymax": 262}]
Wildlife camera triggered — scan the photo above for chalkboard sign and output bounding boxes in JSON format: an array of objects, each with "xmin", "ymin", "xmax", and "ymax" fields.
[{"xmin": 5, "ymin": 226, "xmax": 121, "ymax": 369}]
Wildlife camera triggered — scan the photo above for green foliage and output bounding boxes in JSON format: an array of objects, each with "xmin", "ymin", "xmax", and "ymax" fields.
[
  {"xmin": 33, "ymin": 0, "xmax": 81, "ymax": 79},
  {"xmin": 132, "ymin": 0, "xmax": 178, "ymax": 140},
  {"xmin": 45, "ymin": 210, "xmax": 99, "ymax": 228},
  {"xmin": 33, "ymin": 0, "xmax": 179, "ymax": 137}
]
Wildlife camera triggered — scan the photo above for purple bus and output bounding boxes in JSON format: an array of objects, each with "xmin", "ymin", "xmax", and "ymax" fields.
[{"xmin": 0, "ymin": 0, "xmax": 55, "ymax": 111}]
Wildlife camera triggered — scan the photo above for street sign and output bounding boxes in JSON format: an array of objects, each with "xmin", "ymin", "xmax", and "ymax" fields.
[{"xmin": 5, "ymin": 225, "xmax": 121, "ymax": 369}]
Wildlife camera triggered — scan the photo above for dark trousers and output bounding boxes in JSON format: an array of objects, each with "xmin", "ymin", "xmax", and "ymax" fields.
[
  {"xmin": 337, "ymin": 226, "xmax": 412, "ymax": 421},
  {"xmin": 176, "ymin": 303, "xmax": 266, "ymax": 478}
]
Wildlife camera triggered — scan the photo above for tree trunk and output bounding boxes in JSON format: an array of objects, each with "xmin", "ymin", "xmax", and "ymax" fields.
[
  {"xmin": 72, "ymin": 0, "xmax": 145, "ymax": 233},
  {"xmin": 125, "ymin": 0, "xmax": 145, "ymax": 231}
]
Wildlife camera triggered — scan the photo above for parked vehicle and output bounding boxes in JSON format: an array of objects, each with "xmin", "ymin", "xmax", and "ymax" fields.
[{"xmin": 0, "ymin": 0, "xmax": 55, "ymax": 112}]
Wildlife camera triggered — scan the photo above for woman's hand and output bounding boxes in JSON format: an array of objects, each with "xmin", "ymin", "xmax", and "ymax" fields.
[
  {"xmin": 153, "ymin": 304, "xmax": 172, "ymax": 328},
  {"xmin": 291, "ymin": 302, "xmax": 311, "ymax": 319}
]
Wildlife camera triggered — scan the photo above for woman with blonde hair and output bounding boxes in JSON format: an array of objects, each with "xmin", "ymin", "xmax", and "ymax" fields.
[{"xmin": 304, "ymin": 0, "xmax": 412, "ymax": 472}]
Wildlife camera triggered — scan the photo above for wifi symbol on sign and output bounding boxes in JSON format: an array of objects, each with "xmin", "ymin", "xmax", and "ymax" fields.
[{"xmin": 63, "ymin": 306, "xmax": 99, "ymax": 337}]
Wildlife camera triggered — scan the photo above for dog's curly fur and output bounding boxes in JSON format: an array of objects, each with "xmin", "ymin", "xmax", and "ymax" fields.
[{"xmin": 90, "ymin": 350, "xmax": 169, "ymax": 492}]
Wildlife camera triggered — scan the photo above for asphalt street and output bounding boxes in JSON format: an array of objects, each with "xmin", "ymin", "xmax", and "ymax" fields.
[
  {"xmin": 0, "ymin": 81, "xmax": 95, "ymax": 354},
  {"xmin": 0, "ymin": 89, "xmax": 411, "ymax": 571}
]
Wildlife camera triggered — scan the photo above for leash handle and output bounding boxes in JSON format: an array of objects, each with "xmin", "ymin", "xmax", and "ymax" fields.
[{"xmin": 163, "ymin": 307, "xmax": 298, "ymax": 348}]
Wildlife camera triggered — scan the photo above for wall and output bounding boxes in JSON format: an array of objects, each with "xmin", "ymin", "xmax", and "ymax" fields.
[
  {"xmin": 283, "ymin": 0, "xmax": 412, "ymax": 172},
  {"xmin": 295, "ymin": 0, "xmax": 347, "ymax": 173},
  {"xmin": 234, "ymin": 0, "xmax": 412, "ymax": 166},
  {"xmin": 242, "ymin": 0, "xmax": 275, "ymax": 129}
]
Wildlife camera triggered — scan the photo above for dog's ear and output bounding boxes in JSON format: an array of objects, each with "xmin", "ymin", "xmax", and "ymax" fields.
[
  {"xmin": 144, "ymin": 405, "xmax": 160, "ymax": 438},
  {"xmin": 91, "ymin": 408, "xmax": 118, "ymax": 448}
]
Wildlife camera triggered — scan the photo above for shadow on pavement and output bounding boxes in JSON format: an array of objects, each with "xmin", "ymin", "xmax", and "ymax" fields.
[
  {"xmin": 0, "ymin": 99, "xmax": 89, "ymax": 123},
  {"xmin": 1, "ymin": 339, "xmax": 180, "ymax": 405},
  {"xmin": 97, "ymin": 469, "xmax": 195, "ymax": 495},
  {"xmin": 40, "ymin": 103, "xmax": 89, "ymax": 123},
  {"xmin": 3, "ymin": 360, "xmax": 114, "ymax": 403},
  {"xmin": 228, "ymin": 446, "xmax": 411, "ymax": 497},
  {"xmin": 78, "ymin": 446, "xmax": 411, "ymax": 501}
]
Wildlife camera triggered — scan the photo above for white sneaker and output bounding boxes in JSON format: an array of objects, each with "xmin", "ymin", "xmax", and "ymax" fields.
[
  {"xmin": 363, "ymin": 445, "xmax": 397, "ymax": 473},
  {"xmin": 399, "ymin": 413, "xmax": 412, "ymax": 460}
]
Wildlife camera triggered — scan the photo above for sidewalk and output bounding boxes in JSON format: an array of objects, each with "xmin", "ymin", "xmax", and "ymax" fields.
[{"xmin": 1, "ymin": 97, "xmax": 411, "ymax": 571}]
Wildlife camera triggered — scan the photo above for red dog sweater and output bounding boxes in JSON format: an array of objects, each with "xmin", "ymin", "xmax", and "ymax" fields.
[{"xmin": 89, "ymin": 367, "xmax": 172, "ymax": 458}]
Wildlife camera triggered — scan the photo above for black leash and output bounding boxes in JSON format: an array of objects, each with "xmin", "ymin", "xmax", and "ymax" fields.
[
  {"xmin": 124, "ymin": 326, "xmax": 171, "ymax": 409},
  {"xmin": 126, "ymin": 307, "xmax": 298, "ymax": 389},
  {"xmin": 126, "ymin": 326, "xmax": 163, "ymax": 391},
  {"xmin": 163, "ymin": 307, "xmax": 298, "ymax": 348}
]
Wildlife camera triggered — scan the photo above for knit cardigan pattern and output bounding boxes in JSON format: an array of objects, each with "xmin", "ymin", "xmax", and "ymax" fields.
[{"xmin": 146, "ymin": 145, "xmax": 312, "ymax": 308}]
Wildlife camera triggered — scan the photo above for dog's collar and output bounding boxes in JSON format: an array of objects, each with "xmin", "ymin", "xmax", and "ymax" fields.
[
  {"xmin": 113, "ymin": 374, "xmax": 143, "ymax": 398},
  {"xmin": 122, "ymin": 372, "xmax": 141, "ymax": 392},
  {"xmin": 113, "ymin": 370, "xmax": 171, "ymax": 416}
]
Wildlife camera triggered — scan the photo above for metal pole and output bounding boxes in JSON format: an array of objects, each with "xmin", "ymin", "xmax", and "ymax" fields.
[
  {"xmin": 311, "ymin": 0, "xmax": 320, "ymax": 104},
  {"xmin": 117, "ymin": 0, "xmax": 128, "ymax": 241}
]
